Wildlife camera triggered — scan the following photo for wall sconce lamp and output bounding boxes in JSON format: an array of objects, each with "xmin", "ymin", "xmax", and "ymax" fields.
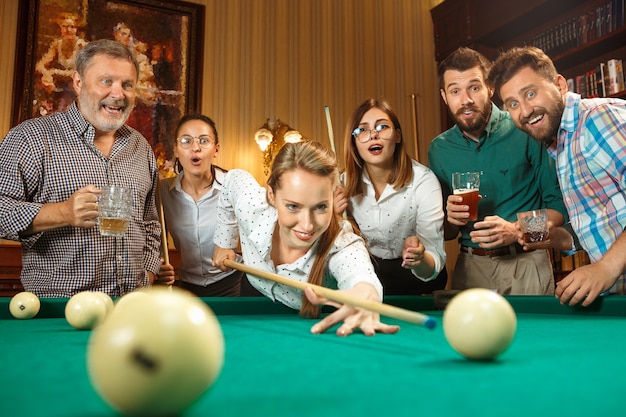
[{"xmin": 254, "ymin": 118, "xmax": 302, "ymax": 175}]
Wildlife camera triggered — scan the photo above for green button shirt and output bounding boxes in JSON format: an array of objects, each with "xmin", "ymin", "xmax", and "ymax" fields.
[{"xmin": 428, "ymin": 104, "xmax": 567, "ymax": 248}]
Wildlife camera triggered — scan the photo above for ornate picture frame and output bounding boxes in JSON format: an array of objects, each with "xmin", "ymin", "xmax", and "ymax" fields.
[{"xmin": 11, "ymin": 0, "xmax": 204, "ymax": 154}]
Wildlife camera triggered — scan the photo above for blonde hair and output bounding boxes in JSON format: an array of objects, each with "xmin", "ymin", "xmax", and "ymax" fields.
[{"xmin": 267, "ymin": 141, "xmax": 341, "ymax": 318}]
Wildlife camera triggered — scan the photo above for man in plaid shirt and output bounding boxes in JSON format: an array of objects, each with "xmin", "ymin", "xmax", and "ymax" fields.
[
  {"xmin": 489, "ymin": 45, "xmax": 626, "ymax": 307},
  {"xmin": 0, "ymin": 39, "xmax": 161, "ymax": 297}
]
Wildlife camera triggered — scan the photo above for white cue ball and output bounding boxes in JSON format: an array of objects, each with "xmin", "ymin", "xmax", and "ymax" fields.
[
  {"xmin": 92, "ymin": 291, "xmax": 115, "ymax": 318},
  {"xmin": 87, "ymin": 287, "xmax": 224, "ymax": 417},
  {"xmin": 9, "ymin": 291, "xmax": 41, "ymax": 319},
  {"xmin": 443, "ymin": 288, "xmax": 517, "ymax": 361},
  {"xmin": 65, "ymin": 291, "xmax": 107, "ymax": 330}
]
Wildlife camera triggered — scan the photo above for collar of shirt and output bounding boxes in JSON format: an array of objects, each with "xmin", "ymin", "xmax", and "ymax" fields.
[
  {"xmin": 551, "ymin": 92, "xmax": 581, "ymax": 159},
  {"xmin": 360, "ymin": 169, "xmax": 398, "ymax": 201},
  {"xmin": 457, "ymin": 103, "xmax": 503, "ymax": 149},
  {"xmin": 170, "ymin": 169, "xmax": 224, "ymax": 202}
]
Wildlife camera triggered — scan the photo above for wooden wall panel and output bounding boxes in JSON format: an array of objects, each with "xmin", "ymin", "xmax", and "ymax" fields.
[{"xmin": 0, "ymin": 0, "xmax": 441, "ymax": 184}]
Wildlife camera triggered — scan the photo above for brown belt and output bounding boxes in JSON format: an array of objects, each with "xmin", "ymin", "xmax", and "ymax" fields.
[{"xmin": 460, "ymin": 244, "xmax": 527, "ymax": 257}]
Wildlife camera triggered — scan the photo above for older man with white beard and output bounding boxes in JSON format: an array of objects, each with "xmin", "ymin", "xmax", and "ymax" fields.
[{"xmin": 0, "ymin": 39, "xmax": 161, "ymax": 298}]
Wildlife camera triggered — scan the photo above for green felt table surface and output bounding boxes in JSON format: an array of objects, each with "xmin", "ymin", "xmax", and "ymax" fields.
[{"xmin": 1, "ymin": 295, "xmax": 626, "ymax": 417}]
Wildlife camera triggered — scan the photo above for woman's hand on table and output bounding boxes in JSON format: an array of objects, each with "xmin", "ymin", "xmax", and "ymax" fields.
[{"xmin": 306, "ymin": 282, "xmax": 400, "ymax": 337}]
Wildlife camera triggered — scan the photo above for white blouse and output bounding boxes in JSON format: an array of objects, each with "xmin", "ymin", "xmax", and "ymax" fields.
[
  {"xmin": 214, "ymin": 169, "xmax": 384, "ymax": 309},
  {"xmin": 343, "ymin": 160, "xmax": 446, "ymax": 281},
  {"xmin": 159, "ymin": 170, "xmax": 241, "ymax": 286}
]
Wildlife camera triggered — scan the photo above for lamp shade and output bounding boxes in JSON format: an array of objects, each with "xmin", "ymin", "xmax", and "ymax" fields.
[
  {"xmin": 254, "ymin": 128, "xmax": 274, "ymax": 151},
  {"xmin": 283, "ymin": 129, "xmax": 302, "ymax": 144}
]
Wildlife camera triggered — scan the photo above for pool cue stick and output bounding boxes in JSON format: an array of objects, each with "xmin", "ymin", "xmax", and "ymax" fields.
[
  {"xmin": 155, "ymin": 186, "xmax": 172, "ymax": 290},
  {"xmin": 324, "ymin": 106, "xmax": 336, "ymax": 155},
  {"xmin": 324, "ymin": 105, "xmax": 349, "ymax": 219},
  {"xmin": 410, "ymin": 94, "xmax": 421, "ymax": 163},
  {"xmin": 223, "ymin": 259, "xmax": 436, "ymax": 329}
]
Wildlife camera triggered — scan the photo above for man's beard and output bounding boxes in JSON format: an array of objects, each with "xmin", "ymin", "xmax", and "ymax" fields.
[
  {"xmin": 451, "ymin": 101, "xmax": 491, "ymax": 137},
  {"xmin": 519, "ymin": 93, "xmax": 564, "ymax": 146},
  {"xmin": 79, "ymin": 91, "xmax": 133, "ymax": 133}
]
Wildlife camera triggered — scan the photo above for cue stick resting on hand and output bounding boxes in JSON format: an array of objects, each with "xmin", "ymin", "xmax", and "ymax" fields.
[{"xmin": 224, "ymin": 259, "xmax": 436, "ymax": 329}]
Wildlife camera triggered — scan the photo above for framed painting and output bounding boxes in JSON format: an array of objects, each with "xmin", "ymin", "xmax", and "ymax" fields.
[{"xmin": 12, "ymin": 0, "xmax": 204, "ymax": 157}]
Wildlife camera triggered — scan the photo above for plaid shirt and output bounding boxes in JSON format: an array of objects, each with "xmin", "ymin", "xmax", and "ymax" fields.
[
  {"xmin": 0, "ymin": 103, "xmax": 162, "ymax": 297},
  {"xmin": 550, "ymin": 92, "xmax": 626, "ymax": 293}
]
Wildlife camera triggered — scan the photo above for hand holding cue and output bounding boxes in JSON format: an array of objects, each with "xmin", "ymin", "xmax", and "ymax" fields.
[{"xmin": 223, "ymin": 259, "xmax": 436, "ymax": 329}]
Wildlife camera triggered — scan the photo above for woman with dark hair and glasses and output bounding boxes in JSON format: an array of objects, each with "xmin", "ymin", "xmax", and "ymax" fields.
[
  {"xmin": 336, "ymin": 98, "xmax": 447, "ymax": 295},
  {"xmin": 155, "ymin": 114, "xmax": 246, "ymax": 296}
]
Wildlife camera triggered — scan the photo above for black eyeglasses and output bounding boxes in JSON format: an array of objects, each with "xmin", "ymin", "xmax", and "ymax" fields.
[
  {"xmin": 176, "ymin": 135, "xmax": 216, "ymax": 149},
  {"xmin": 352, "ymin": 123, "xmax": 395, "ymax": 143}
]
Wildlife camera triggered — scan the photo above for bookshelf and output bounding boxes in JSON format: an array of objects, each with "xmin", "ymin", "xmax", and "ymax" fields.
[
  {"xmin": 430, "ymin": 0, "xmax": 620, "ymax": 278},
  {"xmin": 431, "ymin": 0, "xmax": 626, "ymax": 129}
]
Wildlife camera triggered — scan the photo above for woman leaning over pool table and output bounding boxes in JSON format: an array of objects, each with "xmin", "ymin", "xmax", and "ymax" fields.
[{"xmin": 212, "ymin": 141, "xmax": 400, "ymax": 337}]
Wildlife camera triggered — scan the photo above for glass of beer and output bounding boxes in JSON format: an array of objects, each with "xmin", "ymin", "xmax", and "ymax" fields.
[
  {"xmin": 517, "ymin": 209, "xmax": 550, "ymax": 244},
  {"xmin": 98, "ymin": 186, "xmax": 133, "ymax": 237},
  {"xmin": 452, "ymin": 172, "xmax": 480, "ymax": 221}
]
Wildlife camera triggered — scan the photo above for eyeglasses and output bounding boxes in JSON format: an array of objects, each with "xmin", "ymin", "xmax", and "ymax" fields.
[
  {"xmin": 352, "ymin": 123, "xmax": 395, "ymax": 143},
  {"xmin": 176, "ymin": 135, "xmax": 215, "ymax": 149}
]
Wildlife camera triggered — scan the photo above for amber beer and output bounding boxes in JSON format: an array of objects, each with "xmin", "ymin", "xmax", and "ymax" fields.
[
  {"xmin": 98, "ymin": 186, "xmax": 133, "ymax": 237},
  {"xmin": 453, "ymin": 188, "xmax": 480, "ymax": 221},
  {"xmin": 99, "ymin": 217, "xmax": 129, "ymax": 236}
]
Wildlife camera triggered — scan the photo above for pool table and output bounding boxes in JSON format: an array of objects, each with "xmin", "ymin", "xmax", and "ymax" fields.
[{"xmin": 1, "ymin": 295, "xmax": 625, "ymax": 417}]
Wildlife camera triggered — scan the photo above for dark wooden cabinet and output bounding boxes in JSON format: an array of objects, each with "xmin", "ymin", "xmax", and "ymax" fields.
[
  {"xmin": 0, "ymin": 243, "xmax": 24, "ymax": 297},
  {"xmin": 0, "ymin": 242, "xmax": 181, "ymax": 297},
  {"xmin": 431, "ymin": 0, "xmax": 626, "ymax": 129}
]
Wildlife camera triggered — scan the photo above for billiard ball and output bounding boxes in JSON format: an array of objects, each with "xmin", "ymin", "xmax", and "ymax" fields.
[
  {"xmin": 443, "ymin": 288, "xmax": 517, "ymax": 361},
  {"xmin": 114, "ymin": 289, "xmax": 149, "ymax": 311},
  {"xmin": 65, "ymin": 291, "xmax": 108, "ymax": 330},
  {"xmin": 87, "ymin": 287, "xmax": 224, "ymax": 417},
  {"xmin": 9, "ymin": 291, "xmax": 40, "ymax": 319},
  {"xmin": 92, "ymin": 291, "xmax": 115, "ymax": 318}
]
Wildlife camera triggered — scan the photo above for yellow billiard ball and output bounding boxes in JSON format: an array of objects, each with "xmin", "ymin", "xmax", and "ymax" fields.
[
  {"xmin": 87, "ymin": 287, "xmax": 224, "ymax": 417},
  {"xmin": 9, "ymin": 291, "xmax": 40, "ymax": 319},
  {"xmin": 443, "ymin": 288, "xmax": 517, "ymax": 361},
  {"xmin": 65, "ymin": 291, "xmax": 108, "ymax": 330}
]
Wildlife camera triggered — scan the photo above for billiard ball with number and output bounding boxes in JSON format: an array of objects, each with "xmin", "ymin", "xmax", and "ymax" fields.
[
  {"xmin": 9, "ymin": 291, "xmax": 40, "ymax": 319},
  {"xmin": 443, "ymin": 288, "xmax": 517, "ymax": 361},
  {"xmin": 87, "ymin": 287, "xmax": 224, "ymax": 417},
  {"xmin": 65, "ymin": 291, "xmax": 108, "ymax": 330}
]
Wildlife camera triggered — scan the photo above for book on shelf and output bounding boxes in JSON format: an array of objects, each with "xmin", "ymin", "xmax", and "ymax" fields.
[
  {"xmin": 607, "ymin": 58, "xmax": 625, "ymax": 94},
  {"xmin": 532, "ymin": 0, "xmax": 625, "ymax": 57},
  {"xmin": 570, "ymin": 57, "xmax": 624, "ymax": 98}
]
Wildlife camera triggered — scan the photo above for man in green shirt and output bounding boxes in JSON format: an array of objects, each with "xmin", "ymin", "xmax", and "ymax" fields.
[{"xmin": 428, "ymin": 47, "xmax": 567, "ymax": 294}]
